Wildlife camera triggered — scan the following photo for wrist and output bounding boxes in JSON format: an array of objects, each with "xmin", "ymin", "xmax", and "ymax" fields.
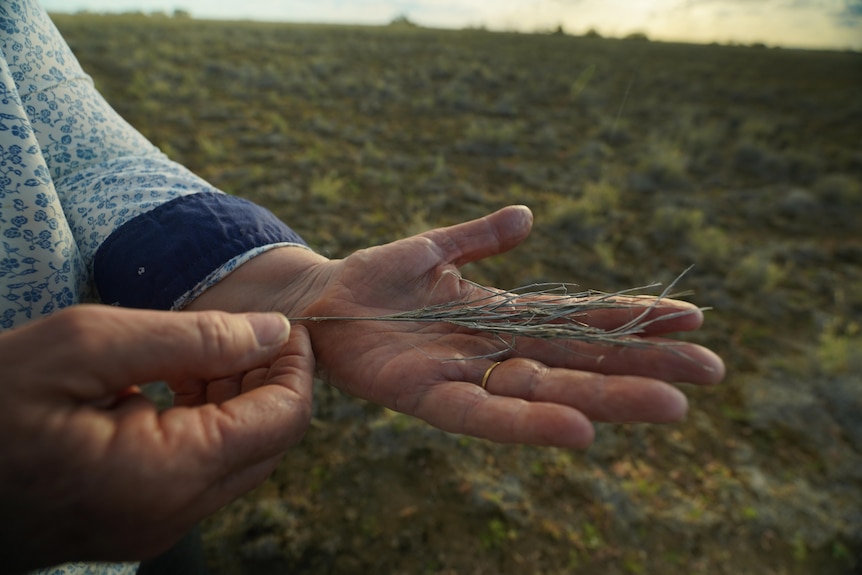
[{"xmin": 184, "ymin": 246, "xmax": 334, "ymax": 317}]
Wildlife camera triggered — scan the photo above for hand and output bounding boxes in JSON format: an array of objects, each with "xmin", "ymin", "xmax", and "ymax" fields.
[
  {"xmin": 190, "ymin": 205, "xmax": 725, "ymax": 449},
  {"xmin": 0, "ymin": 306, "xmax": 313, "ymax": 572},
  {"xmin": 297, "ymin": 206, "xmax": 724, "ymax": 447}
]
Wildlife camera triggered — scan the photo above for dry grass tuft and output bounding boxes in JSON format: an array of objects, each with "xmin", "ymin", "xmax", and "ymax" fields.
[{"xmin": 292, "ymin": 267, "xmax": 709, "ymax": 363}]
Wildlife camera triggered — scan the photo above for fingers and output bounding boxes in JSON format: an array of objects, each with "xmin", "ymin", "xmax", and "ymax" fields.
[
  {"xmin": 553, "ymin": 297, "xmax": 706, "ymax": 335},
  {"xmin": 401, "ymin": 353, "xmax": 695, "ymax": 448},
  {"xmin": 171, "ymin": 325, "xmax": 314, "ymax": 476},
  {"xmin": 403, "ymin": 381, "xmax": 596, "ymax": 448},
  {"xmin": 422, "ymin": 205, "xmax": 533, "ymax": 267},
  {"xmin": 479, "ymin": 358, "xmax": 689, "ymax": 423},
  {"xmin": 218, "ymin": 325, "xmax": 315, "ymax": 460},
  {"xmin": 173, "ymin": 373, "xmax": 247, "ymax": 406},
  {"xmin": 511, "ymin": 335, "xmax": 726, "ymax": 386},
  {"xmin": 116, "ymin": 326, "xmax": 314, "ymax": 527},
  {"xmin": 31, "ymin": 305, "xmax": 294, "ymax": 399},
  {"xmin": 70, "ymin": 323, "xmax": 313, "ymax": 560}
]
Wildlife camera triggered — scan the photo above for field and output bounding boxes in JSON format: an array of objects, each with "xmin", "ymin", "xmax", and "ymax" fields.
[{"xmin": 54, "ymin": 12, "xmax": 862, "ymax": 575}]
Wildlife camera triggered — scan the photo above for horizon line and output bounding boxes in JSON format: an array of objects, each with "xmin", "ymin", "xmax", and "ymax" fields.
[{"xmin": 49, "ymin": 9, "xmax": 861, "ymax": 54}]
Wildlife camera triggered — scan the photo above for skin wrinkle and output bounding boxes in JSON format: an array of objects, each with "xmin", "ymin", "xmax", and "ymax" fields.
[
  {"xmin": 259, "ymin": 384, "xmax": 312, "ymax": 444},
  {"xmin": 333, "ymin": 323, "xmax": 404, "ymax": 399},
  {"xmin": 508, "ymin": 399, "xmax": 530, "ymax": 443},
  {"xmin": 217, "ymin": 392, "xmax": 284, "ymax": 463},
  {"xmin": 279, "ymin": 257, "xmax": 334, "ymax": 317},
  {"xmin": 349, "ymin": 253, "xmax": 388, "ymax": 299},
  {"xmin": 172, "ymin": 404, "xmax": 223, "ymax": 469},
  {"xmin": 214, "ymin": 379, "xmax": 304, "ymax": 463},
  {"xmin": 459, "ymin": 386, "xmax": 490, "ymax": 437},
  {"xmin": 425, "ymin": 274, "xmax": 463, "ymax": 310},
  {"xmin": 208, "ymin": 404, "xmax": 241, "ymax": 464},
  {"xmin": 192, "ymin": 312, "xmax": 246, "ymax": 374},
  {"xmin": 431, "ymin": 330, "xmax": 506, "ymax": 379},
  {"xmin": 373, "ymin": 326, "xmax": 476, "ymax": 410},
  {"xmin": 198, "ymin": 405, "xmax": 255, "ymax": 495},
  {"xmin": 456, "ymin": 214, "xmax": 506, "ymax": 267},
  {"xmin": 424, "ymin": 227, "xmax": 466, "ymax": 266},
  {"xmin": 481, "ymin": 212, "xmax": 510, "ymax": 262},
  {"xmin": 390, "ymin": 356, "xmax": 434, "ymax": 415},
  {"xmin": 522, "ymin": 360, "xmax": 549, "ymax": 402}
]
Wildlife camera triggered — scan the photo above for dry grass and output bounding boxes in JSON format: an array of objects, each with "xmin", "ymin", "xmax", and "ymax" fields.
[{"xmin": 292, "ymin": 267, "xmax": 706, "ymax": 361}]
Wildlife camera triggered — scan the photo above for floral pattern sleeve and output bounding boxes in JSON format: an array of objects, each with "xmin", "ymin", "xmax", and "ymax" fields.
[{"xmin": 1, "ymin": 0, "xmax": 307, "ymax": 331}]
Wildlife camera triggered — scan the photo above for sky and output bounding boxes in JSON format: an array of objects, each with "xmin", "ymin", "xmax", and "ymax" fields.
[{"xmin": 40, "ymin": 0, "xmax": 862, "ymax": 50}]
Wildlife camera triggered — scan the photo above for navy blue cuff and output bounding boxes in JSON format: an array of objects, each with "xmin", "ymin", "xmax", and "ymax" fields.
[{"xmin": 94, "ymin": 193, "xmax": 307, "ymax": 309}]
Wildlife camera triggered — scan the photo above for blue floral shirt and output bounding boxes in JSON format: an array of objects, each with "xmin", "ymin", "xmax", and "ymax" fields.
[
  {"xmin": 1, "ymin": 1, "xmax": 307, "ymax": 573},
  {"xmin": 1, "ymin": 0, "xmax": 306, "ymax": 331}
]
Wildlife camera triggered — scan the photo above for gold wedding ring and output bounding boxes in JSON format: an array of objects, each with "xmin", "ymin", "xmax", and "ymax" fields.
[{"xmin": 480, "ymin": 361, "xmax": 502, "ymax": 389}]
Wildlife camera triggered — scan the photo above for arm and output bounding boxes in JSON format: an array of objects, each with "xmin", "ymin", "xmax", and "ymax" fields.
[{"xmin": 3, "ymin": 0, "xmax": 309, "ymax": 314}]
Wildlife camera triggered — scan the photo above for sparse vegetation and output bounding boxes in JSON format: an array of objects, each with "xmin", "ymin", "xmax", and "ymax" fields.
[{"xmin": 52, "ymin": 12, "xmax": 862, "ymax": 575}]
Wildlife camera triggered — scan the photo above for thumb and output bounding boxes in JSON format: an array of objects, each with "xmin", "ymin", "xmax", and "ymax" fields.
[
  {"xmin": 29, "ymin": 306, "xmax": 292, "ymax": 400},
  {"xmin": 421, "ymin": 205, "xmax": 533, "ymax": 267}
]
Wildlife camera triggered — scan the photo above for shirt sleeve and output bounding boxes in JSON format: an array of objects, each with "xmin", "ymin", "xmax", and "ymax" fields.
[
  {"xmin": 2, "ymin": 0, "xmax": 308, "ymax": 310},
  {"xmin": 94, "ymin": 192, "xmax": 306, "ymax": 309}
]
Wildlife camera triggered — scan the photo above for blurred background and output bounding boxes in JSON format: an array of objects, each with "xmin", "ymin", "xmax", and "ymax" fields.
[{"xmin": 46, "ymin": 0, "xmax": 862, "ymax": 50}]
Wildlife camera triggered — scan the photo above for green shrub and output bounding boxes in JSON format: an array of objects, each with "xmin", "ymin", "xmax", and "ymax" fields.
[{"xmin": 814, "ymin": 173, "xmax": 861, "ymax": 206}]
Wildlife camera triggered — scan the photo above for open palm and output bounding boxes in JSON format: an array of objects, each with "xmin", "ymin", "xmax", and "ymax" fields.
[{"xmin": 297, "ymin": 206, "xmax": 724, "ymax": 448}]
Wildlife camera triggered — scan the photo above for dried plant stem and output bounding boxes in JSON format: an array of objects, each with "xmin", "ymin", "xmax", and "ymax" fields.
[{"xmin": 289, "ymin": 267, "xmax": 708, "ymax": 364}]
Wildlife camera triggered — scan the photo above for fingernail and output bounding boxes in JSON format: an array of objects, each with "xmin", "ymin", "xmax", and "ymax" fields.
[
  {"xmin": 516, "ymin": 204, "xmax": 532, "ymax": 218},
  {"xmin": 247, "ymin": 313, "xmax": 291, "ymax": 346}
]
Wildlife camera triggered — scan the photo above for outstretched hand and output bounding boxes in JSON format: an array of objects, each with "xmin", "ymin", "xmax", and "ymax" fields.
[
  {"xmin": 293, "ymin": 206, "xmax": 724, "ymax": 448},
  {"xmin": 0, "ymin": 306, "xmax": 313, "ymax": 572},
  {"xmin": 189, "ymin": 205, "xmax": 725, "ymax": 449}
]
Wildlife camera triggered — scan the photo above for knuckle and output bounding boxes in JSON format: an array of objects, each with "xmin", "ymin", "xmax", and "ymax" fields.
[
  {"xmin": 191, "ymin": 310, "xmax": 246, "ymax": 359},
  {"xmin": 509, "ymin": 358, "xmax": 547, "ymax": 399}
]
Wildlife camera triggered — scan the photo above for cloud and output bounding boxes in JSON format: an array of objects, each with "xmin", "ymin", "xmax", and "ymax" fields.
[
  {"xmin": 43, "ymin": 0, "xmax": 861, "ymax": 48},
  {"xmin": 837, "ymin": 0, "xmax": 862, "ymax": 25}
]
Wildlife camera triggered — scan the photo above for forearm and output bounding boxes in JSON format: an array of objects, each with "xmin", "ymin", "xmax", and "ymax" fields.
[{"xmin": 5, "ymin": 0, "xmax": 316, "ymax": 316}]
